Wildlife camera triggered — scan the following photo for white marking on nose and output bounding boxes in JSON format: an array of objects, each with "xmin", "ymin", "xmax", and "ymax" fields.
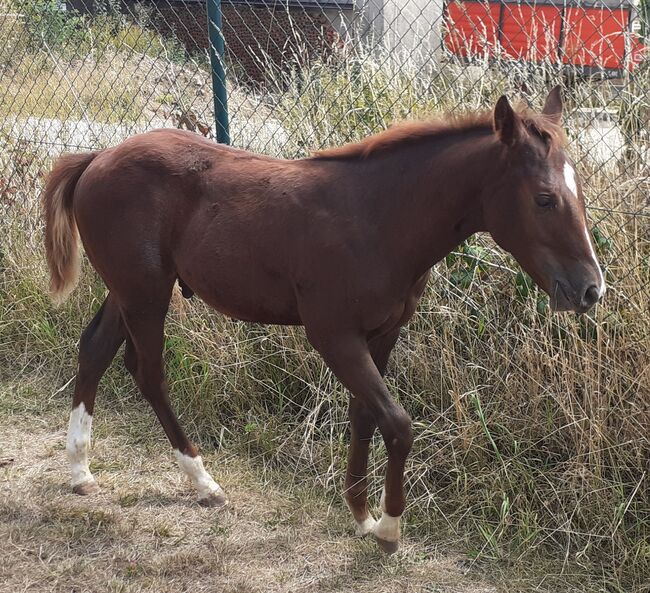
[
  {"xmin": 174, "ymin": 450, "xmax": 225, "ymax": 500},
  {"xmin": 564, "ymin": 162, "xmax": 578, "ymax": 198},
  {"xmin": 67, "ymin": 402, "xmax": 95, "ymax": 487},
  {"xmin": 584, "ymin": 227, "xmax": 606, "ymax": 298}
]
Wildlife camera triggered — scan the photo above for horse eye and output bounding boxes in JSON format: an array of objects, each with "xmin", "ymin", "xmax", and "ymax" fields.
[{"xmin": 535, "ymin": 193, "xmax": 556, "ymax": 209}]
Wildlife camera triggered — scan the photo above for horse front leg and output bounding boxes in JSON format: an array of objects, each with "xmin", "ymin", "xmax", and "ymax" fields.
[
  {"xmin": 344, "ymin": 329, "xmax": 401, "ymax": 536},
  {"xmin": 344, "ymin": 396, "xmax": 377, "ymax": 535},
  {"xmin": 309, "ymin": 332, "xmax": 413, "ymax": 554}
]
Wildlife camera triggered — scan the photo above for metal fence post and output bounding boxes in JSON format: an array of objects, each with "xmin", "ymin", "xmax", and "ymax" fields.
[{"xmin": 207, "ymin": 0, "xmax": 230, "ymax": 144}]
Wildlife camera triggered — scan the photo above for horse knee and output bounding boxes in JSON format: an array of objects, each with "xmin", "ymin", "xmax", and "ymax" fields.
[{"xmin": 380, "ymin": 408, "xmax": 413, "ymax": 457}]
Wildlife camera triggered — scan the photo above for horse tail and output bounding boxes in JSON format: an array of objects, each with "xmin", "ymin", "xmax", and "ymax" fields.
[{"xmin": 42, "ymin": 151, "xmax": 99, "ymax": 306}]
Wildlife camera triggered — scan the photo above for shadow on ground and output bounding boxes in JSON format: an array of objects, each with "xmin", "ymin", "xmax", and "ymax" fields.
[{"xmin": 0, "ymin": 412, "xmax": 495, "ymax": 593}]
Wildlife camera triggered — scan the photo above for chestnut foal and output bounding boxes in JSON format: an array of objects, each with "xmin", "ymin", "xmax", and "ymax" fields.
[{"xmin": 43, "ymin": 88, "xmax": 604, "ymax": 553}]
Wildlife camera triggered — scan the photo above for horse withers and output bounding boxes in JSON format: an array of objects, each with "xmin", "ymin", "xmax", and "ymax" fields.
[{"xmin": 43, "ymin": 87, "xmax": 604, "ymax": 554}]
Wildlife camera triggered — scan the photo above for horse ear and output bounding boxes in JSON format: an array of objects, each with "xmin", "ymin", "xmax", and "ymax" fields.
[
  {"xmin": 493, "ymin": 95, "xmax": 520, "ymax": 146},
  {"xmin": 542, "ymin": 85, "xmax": 563, "ymax": 123}
]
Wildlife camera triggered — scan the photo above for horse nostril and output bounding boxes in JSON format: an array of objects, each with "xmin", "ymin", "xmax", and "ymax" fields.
[{"xmin": 583, "ymin": 284, "xmax": 601, "ymax": 307}]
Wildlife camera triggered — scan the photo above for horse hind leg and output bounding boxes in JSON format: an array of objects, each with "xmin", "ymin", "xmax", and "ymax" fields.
[
  {"xmin": 68, "ymin": 293, "xmax": 126, "ymax": 494},
  {"xmin": 120, "ymin": 302, "xmax": 227, "ymax": 508}
]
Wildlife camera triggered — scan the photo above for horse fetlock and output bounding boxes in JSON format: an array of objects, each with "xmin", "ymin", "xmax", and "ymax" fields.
[
  {"xmin": 69, "ymin": 463, "xmax": 95, "ymax": 488},
  {"xmin": 67, "ymin": 402, "xmax": 95, "ymax": 490},
  {"xmin": 354, "ymin": 514, "xmax": 377, "ymax": 536},
  {"xmin": 344, "ymin": 493, "xmax": 376, "ymax": 535},
  {"xmin": 372, "ymin": 511, "xmax": 401, "ymax": 552},
  {"xmin": 174, "ymin": 450, "xmax": 227, "ymax": 507}
]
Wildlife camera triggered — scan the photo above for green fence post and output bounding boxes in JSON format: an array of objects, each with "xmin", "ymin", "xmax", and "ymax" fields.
[{"xmin": 207, "ymin": 0, "xmax": 230, "ymax": 144}]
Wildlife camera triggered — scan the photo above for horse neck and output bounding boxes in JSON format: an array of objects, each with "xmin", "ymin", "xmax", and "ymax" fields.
[{"xmin": 370, "ymin": 130, "xmax": 502, "ymax": 278}]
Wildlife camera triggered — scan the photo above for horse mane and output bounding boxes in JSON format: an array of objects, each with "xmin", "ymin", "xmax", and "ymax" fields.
[{"xmin": 312, "ymin": 109, "xmax": 566, "ymax": 160}]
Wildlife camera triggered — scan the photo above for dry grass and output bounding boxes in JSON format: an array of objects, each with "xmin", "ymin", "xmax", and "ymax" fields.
[
  {"xmin": 1, "ymin": 152, "xmax": 648, "ymax": 591},
  {"xmin": 1, "ymin": 4, "xmax": 649, "ymax": 592},
  {"xmin": 0, "ymin": 382, "xmax": 496, "ymax": 593}
]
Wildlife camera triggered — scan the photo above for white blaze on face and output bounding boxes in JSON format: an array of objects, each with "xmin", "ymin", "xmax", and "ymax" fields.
[
  {"xmin": 563, "ymin": 159, "xmax": 606, "ymax": 299},
  {"xmin": 563, "ymin": 162, "xmax": 578, "ymax": 198},
  {"xmin": 67, "ymin": 402, "xmax": 95, "ymax": 487},
  {"xmin": 174, "ymin": 450, "xmax": 225, "ymax": 500}
]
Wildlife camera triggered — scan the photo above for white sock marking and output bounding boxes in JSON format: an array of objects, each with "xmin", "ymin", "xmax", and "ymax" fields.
[
  {"xmin": 344, "ymin": 497, "xmax": 377, "ymax": 535},
  {"xmin": 564, "ymin": 162, "xmax": 578, "ymax": 198},
  {"xmin": 67, "ymin": 402, "xmax": 95, "ymax": 487},
  {"xmin": 174, "ymin": 450, "xmax": 224, "ymax": 500},
  {"xmin": 355, "ymin": 515, "xmax": 377, "ymax": 536},
  {"xmin": 373, "ymin": 511, "xmax": 401, "ymax": 542}
]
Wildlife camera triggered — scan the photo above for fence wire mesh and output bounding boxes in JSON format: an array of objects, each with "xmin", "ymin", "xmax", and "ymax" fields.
[
  {"xmin": 1, "ymin": 0, "xmax": 648, "ymax": 308},
  {"xmin": 1, "ymin": 2, "xmax": 649, "ymax": 582}
]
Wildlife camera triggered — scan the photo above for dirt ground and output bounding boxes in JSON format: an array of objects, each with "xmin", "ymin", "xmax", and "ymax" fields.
[{"xmin": 0, "ymin": 409, "xmax": 497, "ymax": 593}]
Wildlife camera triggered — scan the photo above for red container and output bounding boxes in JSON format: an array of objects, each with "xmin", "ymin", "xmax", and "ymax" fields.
[
  {"xmin": 562, "ymin": 6, "xmax": 629, "ymax": 69},
  {"xmin": 500, "ymin": 4, "xmax": 562, "ymax": 61},
  {"xmin": 445, "ymin": 1, "xmax": 501, "ymax": 57},
  {"xmin": 444, "ymin": 0, "xmax": 645, "ymax": 71}
]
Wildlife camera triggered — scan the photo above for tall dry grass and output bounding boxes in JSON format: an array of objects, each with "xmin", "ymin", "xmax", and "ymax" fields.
[{"xmin": 1, "ymin": 5, "xmax": 649, "ymax": 592}]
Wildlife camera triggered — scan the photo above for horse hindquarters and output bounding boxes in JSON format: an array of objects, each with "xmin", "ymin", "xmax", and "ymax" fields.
[{"xmin": 61, "ymin": 156, "xmax": 227, "ymax": 505}]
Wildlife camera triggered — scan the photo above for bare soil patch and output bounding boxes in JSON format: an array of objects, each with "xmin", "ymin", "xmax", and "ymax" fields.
[{"xmin": 0, "ymin": 410, "xmax": 495, "ymax": 593}]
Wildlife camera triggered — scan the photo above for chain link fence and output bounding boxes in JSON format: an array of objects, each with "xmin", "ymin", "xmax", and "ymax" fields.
[
  {"xmin": 1, "ymin": 2, "xmax": 649, "ymax": 583},
  {"xmin": 1, "ymin": 0, "xmax": 649, "ymax": 423},
  {"xmin": 1, "ymin": 0, "xmax": 648, "ymax": 295}
]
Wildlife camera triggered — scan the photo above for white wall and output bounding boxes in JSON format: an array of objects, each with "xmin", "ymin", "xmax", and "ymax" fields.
[{"xmin": 356, "ymin": 0, "xmax": 445, "ymax": 61}]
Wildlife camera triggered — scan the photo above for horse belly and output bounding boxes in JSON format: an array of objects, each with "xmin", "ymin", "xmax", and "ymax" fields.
[
  {"xmin": 174, "ymin": 195, "xmax": 305, "ymax": 324},
  {"xmin": 177, "ymin": 259, "xmax": 302, "ymax": 325}
]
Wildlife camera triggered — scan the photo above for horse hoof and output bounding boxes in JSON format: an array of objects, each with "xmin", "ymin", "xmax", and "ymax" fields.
[
  {"xmin": 374, "ymin": 535, "xmax": 399, "ymax": 555},
  {"xmin": 72, "ymin": 480, "xmax": 100, "ymax": 496},
  {"xmin": 198, "ymin": 490, "xmax": 228, "ymax": 509}
]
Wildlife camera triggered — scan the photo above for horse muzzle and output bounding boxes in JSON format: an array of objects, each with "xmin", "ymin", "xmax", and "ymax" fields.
[{"xmin": 550, "ymin": 278, "xmax": 604, "ymax": 314}]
